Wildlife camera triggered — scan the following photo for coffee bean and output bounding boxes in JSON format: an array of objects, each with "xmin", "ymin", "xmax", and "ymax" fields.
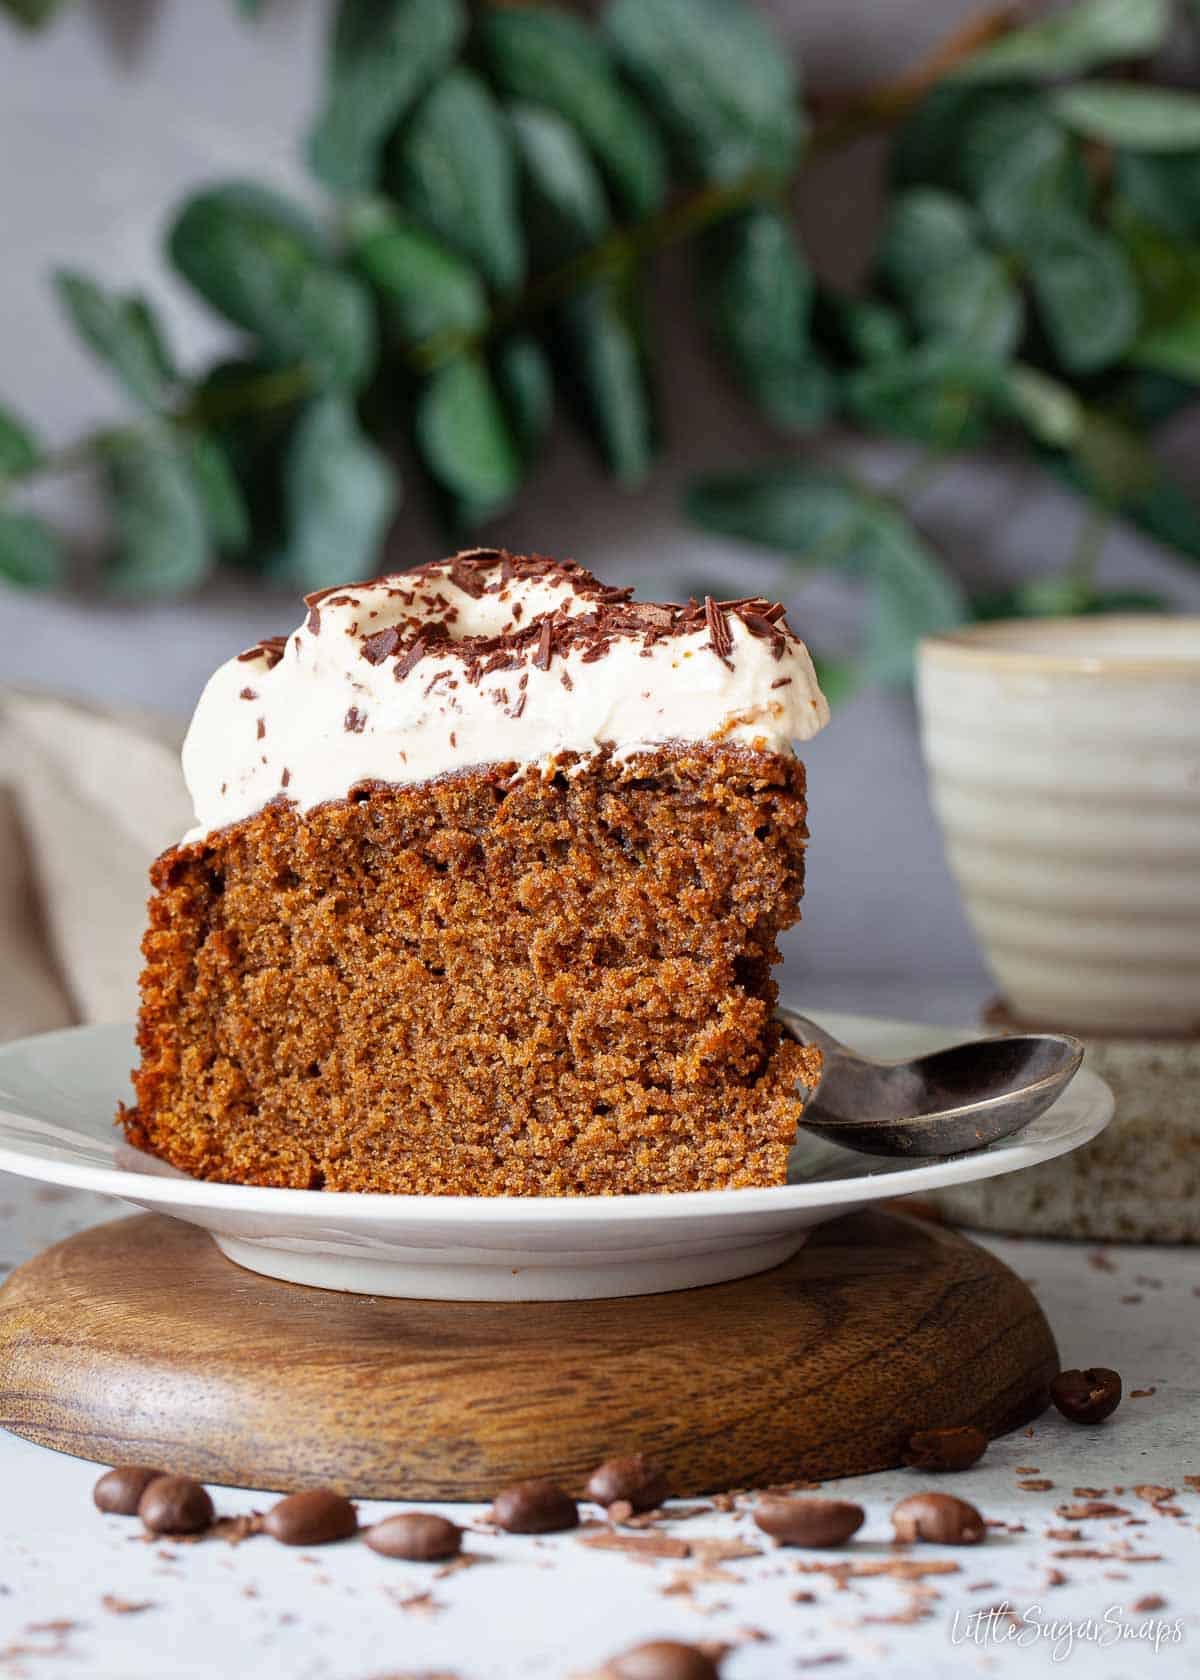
[
  {"xmin": 904, "ymin": 1425, "xmax": 988, "ymax": 1472},
  {"xmin": 364, "ymin": 1513, "xmax": 462, "ymax": 1562},
  {"xmin": 263, "ymin": 1489, "xmax": 358, "ymax": 1547},
  {"xmin": 892, "ymin": 1492, "xmax": 984, "ymax": 1545},
  {"xmin": 137, "ymin": 1475, "xmax": 215, "ymax": 1536},
  {"xmin": 93, "ymin": 1465, "xmax": 166, "ymax": 1516},
  {"xmin": 753, "ymin": 1496, "xmax": 864, "ymax": 1548},
  {"xmin": 586, "ymin": 1454, "xmax": 672, "ymax": 1514},
  {"xmin": 490, "ymin": 1479, "xmax": 579, "ymax": 1534},
  {"xmin": 1050, "ymin": 1367, "xmax": 1122, "ymax": 1425},
  {"xmin": 607, "ymin": 1639, "xmax": 721, "ymax": 1680}
]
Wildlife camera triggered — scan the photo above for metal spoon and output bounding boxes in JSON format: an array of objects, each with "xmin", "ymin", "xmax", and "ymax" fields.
[{"xmin": 779, "ymin": 1009, "xmax": 1084, "ymax": 1158}]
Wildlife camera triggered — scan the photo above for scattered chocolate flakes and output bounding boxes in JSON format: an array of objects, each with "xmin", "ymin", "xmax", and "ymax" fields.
[
  {"xmin": 280, "ymin": 768, "xmax": 291, "ymax": 788},
  {"xmin": 1017, "ymin": 1479, "xmax": 1055, "ymax": 1492},
  {"xmin": 1073, "ymin": 1486, "xmax": 1108, "ymax": 1498},
  {"xmin": 238, "ymin": 687, "xmax": 257, "ymax": 700},
  {"xmin": 1045, "ymin": 1527, "xmax": 1082, "ymax": 1542},
  {"xmin": 1132, "ymin": 1594, "xmax": 1167, "ymax": 1612},
  {"xmin": 101, "ymin": 1595, "xmax": 156, "ymax": 1615},
  {"xmin": 237, "ymin": 636, "xmax": 287, "ymax": 669},
  {"xmin": 1134, "ymin": 1485, "xmax": 1175, "ymax": 1504},
  {"xmin": 256, "ymin": 717, "xmax": 266, "ymax": 740},
  {"xmin": 1055, "ymin": 1501, "xmax": 1130, "ymax": 1520},
  {"xmin": 689, "ymin": 1539, "xmax": 761, "ymax": 1565},
  {"xmin": 1131, "ymin": 1387, "xmax": 1157, "ymax": 1398},
  {"xmin": 210, "ymin": 1513, "xmax": 264, "ymax": 1546},
  {"xmin": 384, "ymin": 1589, "xmax": 444, "ymax": 1618},
  {"xmin": 1043, "ymin": 1568, "xmax": 1069, "ymax": 1588},
  {"xmin": 794, "ymin": 1559, "xmax": 960, "ymax": 1582},
  {"xmin": 307, "ymin": 606, "xmax": 321, "ymax": 635},
  {"xmin": 362, "ymin": 626, "xmax": 403, "ymax": 665},
  {"xmin": 344, "ymin": 706, "xmax": 367, "ymax": 734},
  {"xmin": 579, "ymin": 1530, "xmax": 691, "ymax": 1561}
]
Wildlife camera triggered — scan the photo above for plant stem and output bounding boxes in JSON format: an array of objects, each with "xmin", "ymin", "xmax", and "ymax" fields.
[
  {"xmin": 807, "ymin": 2, "xmax": 1025, "ymax": 146},
  {"xmin": 1067, "ymin": 498, "xmax": 1111, "ymax": 591},
  {"xmin": 13, "ymin": 364, "xmax": 313, "ymax": 485}
]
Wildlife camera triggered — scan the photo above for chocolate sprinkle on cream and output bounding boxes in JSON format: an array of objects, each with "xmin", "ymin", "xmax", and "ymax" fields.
[{"xmin": 180, "ymin": 549, "xmax": 828, "ymax": 842}]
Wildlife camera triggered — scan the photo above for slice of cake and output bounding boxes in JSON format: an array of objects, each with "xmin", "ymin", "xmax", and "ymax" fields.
[{"xmin": 120, "ymin": 549, "xmax": 829, "ymax": 1195}]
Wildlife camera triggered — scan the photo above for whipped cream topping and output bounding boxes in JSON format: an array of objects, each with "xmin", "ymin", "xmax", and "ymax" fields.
[{"xmin": 181, "ymin": 549, "xmax": 830, "ymax": 842}]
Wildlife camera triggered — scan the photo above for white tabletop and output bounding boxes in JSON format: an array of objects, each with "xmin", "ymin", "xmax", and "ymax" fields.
[{"xmin": 1, "ymin": 1175, "xmax": 1197, "ymax": 1680}]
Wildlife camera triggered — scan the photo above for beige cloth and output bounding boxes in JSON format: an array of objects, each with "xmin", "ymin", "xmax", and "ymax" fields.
[{"xmin": 0, "ymin": 687, "xmax": 191, "ymax": 1041}]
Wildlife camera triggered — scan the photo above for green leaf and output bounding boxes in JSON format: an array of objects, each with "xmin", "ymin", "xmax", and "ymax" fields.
[
  {"xmin": 347, "ymin": 201, "xmax": 487, "ymax": 352},
  {"xmin": 973, "ymin": 578, "xmax": 1168, "ymax": 620},
  {"xmin": 1048, "ymin": 415, "xmax": 1200, "ymax": 564},
  {"xmin": 819, "ymin": 296, "xmax": 909, "ymax": 365},
  {"xmin": 184, "ymin": 432, "xmax": 250, "ymax": 555},
  {"xmin": 391, "ymin": 70, "xmax": 525, "ymax": 294},
  {"xmin": 879, "ymin": 190, "xmax": 1024, "ymax": 359},
  {"xmin": 955, "ymin": 0, "xmax": 1170, "ymax": 82},
  {"xmin": 961, "ymin": 98, "xmax": 1090, "ymax": 248},
  {"xmin": 684, "ymin": 466, "xmax": 964, "ymax": 681},
  {"xmin": 1051, "ymin": 82, "xmax": 1200, "ymax": 152},
  {"xmin": 686, "ymin": 466, "xmax": 874, "ymax": 561},
  {"xmin": 1003, "ymin": 364, "xmax": 1084, "ymax": 448},
  {"xmin": 415, "ymin": 355, "xmax": 522, "ymax": 507},
  {"xmin": 701, "ymin": 207, "xmax": 832, "ymax": 429},
  {"xmin": 0, "ymin": 403, "xmax": 41, "ymax": 477},
  {"xmin": 493, "ymin": 335, "xmax": 553, "ymax": 465},
  {"xmin": 53, "ymin": 272, "xmax": 177, "ymax": 410},
  {"xmin": 810, "ymin": 657, "xmax": 861, "ymax": 709},
  {"xmin": 104, "ymin": 439, "xmax": 211, "ymax": 597},
  {"xmin": 1114, "ymin": 209, "xmax": 1200, "ymax": 382},
  {"xmin": 864, "ymin": 511, "xmax": 966, "ymax": 684},
  {"xmin": 0, "ymin": 0, "xmax": 69, "ymax": 27},
  {"xmin": 308, "ymin": 0, "xmax": 466, "ymax": 194},
  {"xmin": 1127, "ymin": 468, "xmax": 1200, "ymax": 562},
  {"xmin": 891, "ymin": 84, "xmax": 995, "ymax": 193},
  {"xmin": 846, "ymin": 346, "xmax": 999, "ymax": 447},
  {"xmin": 276, "ymin": 394, "xmax": 398, "ymax": 590},
  {"xmin": 556, "ymin": 279, "xmax": 657, "ymax": 484},
  {"xmin": 0, "ymin": 510, "xmax": 63, "ymax": 587},
  {"xmin": 509, "ymin": 102, "xmax": 612, "ymax": 262},
  {"xmin": 168, "ymin": 184, "xmax": 375, "ymax": 389},
  {"xmin": 606, "ymin": 0, "xmax": 803, "ymax": 183},
  {"xmin": 480, "ymin": 7, "xmax": 666, "ymax": 216},
  {"xmin": 1117, "ymin": 151, "xmax": 1200, "ymax": 241},
  {"xmin": 1026, "ymin": 218, "xmax": 1140, "ymax": 374}
]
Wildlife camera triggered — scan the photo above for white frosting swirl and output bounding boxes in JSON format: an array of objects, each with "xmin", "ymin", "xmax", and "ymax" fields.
[{"xmin": 181, "ymin": 552, "xmax": 829, "ymax": 843}]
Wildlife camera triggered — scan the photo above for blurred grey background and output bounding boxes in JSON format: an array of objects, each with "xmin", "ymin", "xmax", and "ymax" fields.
[{"xmin": 3, "ymin": 1, "xmax": 1199, "ymax": 1022}]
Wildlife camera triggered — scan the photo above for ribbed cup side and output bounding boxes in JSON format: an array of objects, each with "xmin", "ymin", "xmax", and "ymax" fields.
[{"xmin": 918, "ymin": 656, "xmax": 1200, "ymax": 1033}]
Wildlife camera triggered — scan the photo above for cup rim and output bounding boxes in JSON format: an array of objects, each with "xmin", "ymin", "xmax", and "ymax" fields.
[{"xmin": 919, "ymin": 614, "xmax": 1200, "ymax": 676}]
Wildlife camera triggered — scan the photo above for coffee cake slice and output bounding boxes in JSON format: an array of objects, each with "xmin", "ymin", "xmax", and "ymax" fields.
[{"xmin": 120, "ymin": 550, "xmax": 828, "ymax": 1195}]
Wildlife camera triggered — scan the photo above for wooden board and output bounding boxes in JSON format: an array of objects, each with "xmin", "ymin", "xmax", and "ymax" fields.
[{"xmin": 0, "ymin": 1209, "xmax": 1057, "ymax": 1500}]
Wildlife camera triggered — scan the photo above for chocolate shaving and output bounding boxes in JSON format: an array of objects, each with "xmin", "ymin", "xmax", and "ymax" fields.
[
  {"xmin": 238, "ymin": 687, "xmax": 257, "ymax": 701},
  {"xmin": 306, "ymin": 606, "xmax": 321, "ymax": 635},
  {"xmin": 344, "ymin": 707, "xmax": 367, "ymax": 734},
  {"xmin": 578, "ymin": 1531, "xmax": 691, "ymax": 1561}
]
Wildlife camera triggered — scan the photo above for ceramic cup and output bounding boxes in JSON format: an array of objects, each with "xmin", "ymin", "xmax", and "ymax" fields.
[{"xmin": 917, "ymin": 616, "xmax": 1200, "ymax": 1035}]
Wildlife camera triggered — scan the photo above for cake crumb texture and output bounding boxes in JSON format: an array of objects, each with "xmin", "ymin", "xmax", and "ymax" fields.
[{"xmin": 121, "ymin": 745, "xmax": 818, "ymax": 1195}]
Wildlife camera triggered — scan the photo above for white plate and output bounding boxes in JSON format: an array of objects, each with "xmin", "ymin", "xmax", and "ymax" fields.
[{"xmin": 0, "ymin": 1009, "xmax": 1112, "ymax": 1302}]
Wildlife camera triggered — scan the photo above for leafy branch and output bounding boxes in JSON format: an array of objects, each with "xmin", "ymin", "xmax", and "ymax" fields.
[{"xmin": 4, "ymin": 0, "xmax": 1200, "ymax": 688}]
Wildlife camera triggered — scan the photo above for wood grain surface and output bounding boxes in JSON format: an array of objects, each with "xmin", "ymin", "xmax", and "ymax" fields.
[{"xmin": 0, "ymin": 1209, "xmax": 1058, "ymax": 1500}]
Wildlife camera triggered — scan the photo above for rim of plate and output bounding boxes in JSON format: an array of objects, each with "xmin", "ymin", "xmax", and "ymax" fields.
[{"xmin": 0, "ymin": 1014, "xmax": 1114, "ymax": 1222}]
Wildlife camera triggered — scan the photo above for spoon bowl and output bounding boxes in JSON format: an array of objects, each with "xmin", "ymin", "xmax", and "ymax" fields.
[{"xmin": 782, "ymin": 1010, "xmax": 1084, "ymax": 1158}]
